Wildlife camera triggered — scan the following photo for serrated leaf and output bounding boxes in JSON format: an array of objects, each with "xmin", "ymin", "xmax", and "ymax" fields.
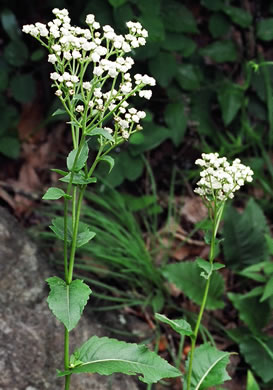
[
  {"xmin": 85, "ymin": 127, "xmax": 114, "ymax": 142},
  {"xmin": 223, "ymin": 199, "xmax": 268, "ymax": 269},
  {"xmin": 257, "ymin": 18, "xmax": 273, "ymax": 41},
  {"xmin": 129, "ymin": 124, "xmax": 169, "ymax": 154},
  {"xmin": 163, "ymin": 261, "xmax": 225, "ymax": 309},
  {"xmin": 218, "ymin": 82, "xmax": 243, "ymax": 125},
  {"xmin": 99, "ymin": 155, "xmax": 115, "ymax": 173},
  {"xmin": 200, "ymin": 40, "xmax": 237, "ymax": 63},
  {"xmin": 164, "ymin": 102, "xmax": 187, "ymax": 146},
  {"xmin": 247, "ymin": 370, "xmax": 260, "ymax": 390},
  {"xmin": 155, "ymin": 313, "xmax": 193, "ymax": 337},
  {"xmin": 185, "ymin": 343, "xmax": 231, "ymax": 390},
  {"xmin": 140, "ymin": 14, "xmax": 165, "ymax": 42},
  {"xmin": 58, "ymin": 335, "xmax": 181, "ymax": 383},
  {"xmin": 60, "ymin": 171, "xmax": 97, "ymax": 185},
  {"xmin": 67, "ymin": 142, "xmax": 89, "ymax": 172},
  {"xmin": 240, "ymin": 337, "xmax": 273, "ymax": 383},
  {"xmin": 223, "ymin": 6, "xmax": 253, "ymax": 28},
  {"xmin": 228, "ymin": 293, "xmax": 271, "ymax": 334},
  {"xmin": 260, "ymin": 276, "xmax": 273, "ymax": 302},
  {"xmin": 42, "ymin": 187, "xmax": 66, "ymax": 200},
  {"xmin": 46, "ymin": 277, "xmax": 92, "ymax": 332}
]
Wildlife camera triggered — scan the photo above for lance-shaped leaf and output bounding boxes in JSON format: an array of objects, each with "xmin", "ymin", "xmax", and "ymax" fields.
[
  {"xmin": 57, "ymin": 335, "xmax": 181, "ymax": 383},
  {"xmin": 67, "ymin": 142, "xmax": 89, "ymax": 172},
  {"xmin": 155, "ymin": 313, "xmax": 194, "ymax": 337},
  {"xmin": 60, "ymin": 171, "xmax": 97, "ymax": 185},
  {"xmin": 185, "ymin": 343, "xmax": 231, "ymax": 389},
  {"xmin": 47, "ymin": 277, "xmax": 92, "ymax": 332}
]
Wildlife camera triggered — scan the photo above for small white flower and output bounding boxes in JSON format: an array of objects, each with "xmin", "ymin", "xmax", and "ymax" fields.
[
  {"xmin": 50, "ymin": 72, "xmax": 60, "ymax": 81},
  {"xmin": 55, "ymin": 90, "xmax": 62, "ymax": 96},
  {"xmin": 83, "ymin": 82, "xmax": 92, "ymax": 91},
  {"xmin": 91, "ymin": 52, "xmax": 100, "ymax": 62},
  {"xmin": 76, "ymin": 105, "xmax": 84, "ymax": 113},
  {"xmin": 48, "ymin": 54, "xmax": 58, "ymax": 64},
  {"xmin": 63, "ymin": 51, "xmax": 72, "ymax": 60},
  {"xmin": 139, "ymin": 90, "xmax": 152, "ymax": 100},
  {"xmin": 86, "ymin": 14, "xmax": 95, "ymax": 24},
  {"xmin": 72, "ymin": 50, "xmax": 81, "ymax": 59}
]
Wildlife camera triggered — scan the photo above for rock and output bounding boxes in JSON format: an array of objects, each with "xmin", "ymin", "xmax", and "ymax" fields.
[{"xmin": 0, "ymin": 207, "xmax": 139, "ymax": 390}]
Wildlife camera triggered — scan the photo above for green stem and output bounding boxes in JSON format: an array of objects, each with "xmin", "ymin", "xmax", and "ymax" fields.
[
  {"xmin": 67, "ymin": 186, "xmax": 86, "ymax": 284},
  {"xmin": 65, "ymin": 374, "xmax": 71, "ymax": 390},
  {"xmin": 186, "ymin": 204, "xmax": 221, "ymax": 390}
]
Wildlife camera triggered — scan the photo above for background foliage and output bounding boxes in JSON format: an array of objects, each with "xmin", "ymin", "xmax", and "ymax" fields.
[{"xmin": 2, "ymin": 0, "xmax": 273, "ymax": 388}]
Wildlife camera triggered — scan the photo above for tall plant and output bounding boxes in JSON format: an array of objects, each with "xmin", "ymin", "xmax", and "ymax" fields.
[
  {"xmin": 22, "ymin": 8, "xmax": 181, "ymax": 389},
  {"xmin": 157, "ymin": 152, "xmax": 254, "ymax": 389}
]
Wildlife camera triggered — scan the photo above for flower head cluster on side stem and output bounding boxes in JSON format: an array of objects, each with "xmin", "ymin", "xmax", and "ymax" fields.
[
  {"xmin": 22, "ymin": 8, "xmax": 155, "ymax": 143},
  {"xmin": 194, "ymin": 152, "xmax": 254, "ymax": 203}
]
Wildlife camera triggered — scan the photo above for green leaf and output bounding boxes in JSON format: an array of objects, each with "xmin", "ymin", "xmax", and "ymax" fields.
[
  {"xmin": 0, "ymin": 136, "xmax": 20, "ymax": 159},
  {"xmin": 191, "ymin": 91, "xmax": 218, "ymax": 137},
  {"xmin": 164, "ymin": 102, "xmax": 187, "ymax": 146},
  {"xmin": 58, "ymin": 335, "xmax": 181, "ymax": 383},
  {"xmin": 129, "ymin": 124, "xmax": 169, "ymax": 154},
  {"xmin": 228, "ymin": 293, "xmax": 271, "ymax": 334},
  {"xmin": 148, "ymin": 51, "xmax": 177, "ymax": 87},
  {"xmin": 247, "ymin": 370, "xmax": 260, "ymax": 390},
  {"xmin": 47, "ymin": 277, "xmax": 92, "ymax": 332},
  {"xmin": 155, "ymin": 313, "xmax": 193, "ymax": 337},
  {"xmin": 162, "ymin": 1, "xmax": 199, "ymax": 34},
  {"xmin": 176, "ymin": 64, "xmax": 203, "ymax": 91},
  {"xmin": 218, "ymin": 82, "xmax": 243, "ymax": 125},
  {"xmin": 240, "ymin": 337, "xmax": 273, "ymax": 383},
  {"xmin": 1, "ymin": 9, "xmax": 21, "ymax": 41},
  {"xmin": 10, "ymin": 73, "xmax": 36, "ymax": 103},
  {"xmin": 77, "ymin": 230, "xmax": 96, "ymax": 248},
  {"xmin": 223, "ymin": 6, "xmax": 253, "ymax": 28},
  {"xmin": 136, "ymin": 0, "xmax": 161, "ymax": 15},
  {"xmin": 223, "ymin": 199, "xmax": 268, "ymax": 269},
  {"xmin": 209, "ymin": 13, "xmax": 230, "ymax": 38},
  {"xmin": 162, "ymin": 261, "xmax": 225, "ymax": 309},
  {"xmin": 52, "ymin": 108, "xmax": 67, "ymax": 117},
  {"xmin": 161, "ymin": 33, "xmax": 196, "ymax": 57},
  {"xmin": 200, "ymin": 41, "xmax": 237, "ymax": 63},
  {"xmin": 49, "ymin": 217, "xmax": 96, "ymax": 247},
  {"xmin": 99, "ymin": 155, "xmax": 115, "ymax": 173},
  {"xmin": 196, "ymin": 258, "xmax": 212, "ymax": 277},
  {"xmin": 108, "ymin": 0, "xmax": 127, "ymax": 8},
  {"xmin": 85, "ymin": 127, "xmax": 114, "ymax": 142},
  {"xmin": 67, "ymin": 142, "xmax": 89, "ymax": 172},
  {"xmin": 60, "ymin": 171, "xmax": 97, "ymax": 185},
  {"xmin": 140, "ymin": 14, "xmax": 165, "ymax": 42},
  {"xmin": 4, "ymin": 40, "xmax": 28, "ymax": 66},
  {"xmin": 257, "ymin": 18, "xmax": 273, "ymax": 41},
  {"xmin": 31, "ymin": 48, "xmax": 45, "ymax": 61},
  {"xmin": 42, "ymin": 187, "xmax": 67, "ymax": 200},
  {"xmin": 185, "ymin": 343, "xmax": 231, "ymax": 390},
  {"xmin": 201, "ymin": 0, "xmax": 224, "ymax": 11},
  {"xmin": 260, "ymin": 276, "xmax": 273, "ymax": 302}
]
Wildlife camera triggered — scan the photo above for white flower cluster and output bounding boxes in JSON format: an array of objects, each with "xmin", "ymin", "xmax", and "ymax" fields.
[
  {"xmin": 22, "ymin": 8, "xmax": 155, "ymax": 141},
  {"xmin": 194, "ymin": 153, "xmax": 254, "ymax": 201}
]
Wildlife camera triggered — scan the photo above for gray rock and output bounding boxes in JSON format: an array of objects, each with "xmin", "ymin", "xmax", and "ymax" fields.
[{"xmin": 0, "ymin": 207, "xmax": 139, "ymax": 390}]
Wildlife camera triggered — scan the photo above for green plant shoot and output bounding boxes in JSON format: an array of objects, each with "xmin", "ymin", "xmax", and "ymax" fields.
[{"xmin": 22, "ymin": 8, "xmax": 181, "ymax": 389}]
